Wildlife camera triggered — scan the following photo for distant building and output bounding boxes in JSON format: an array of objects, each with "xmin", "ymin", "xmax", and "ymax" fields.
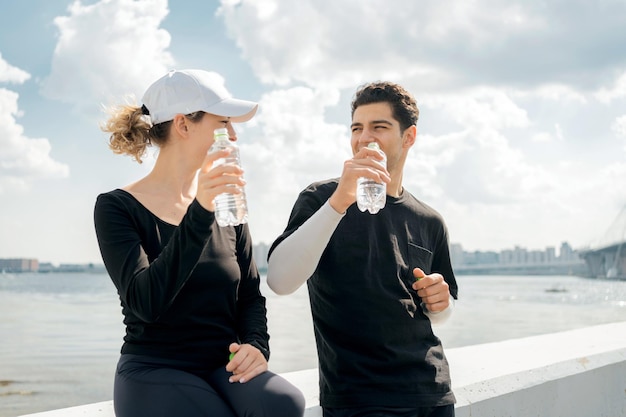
[
  {"xmin": 253, "ymin": 242, "xmax": 270, "ymax": 271},
  {"xmin": 559, "ymin": 241, "xmax": 577, "ymax": 262},
  {"xmin": 0, "ymin": 258, "xmax": 39, "ymax": 272},
  {"xmin": 462, "ymin": 250, "xmax": 499, "ymax": 266},
  {"xmin": 449, "ymin": 243, "xmax": 465, "ymax": 266},
  {"xmin": 450, "ymin": 242, "xmax": 586, "ymax": 275},
  {"xmin": 0, "ymin": 259, "xmax": 106, "ymax": 274},
  {"xmin": 546, "ymin": 247, "xmax": 556, "ymax": 263},
  {"xmin": 2, "ymin": 239, "xmax": 587, "ymax": 276}
]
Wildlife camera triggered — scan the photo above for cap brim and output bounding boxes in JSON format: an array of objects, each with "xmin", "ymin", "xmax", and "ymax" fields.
[{"xmin": 208, "ymin": 98, "xmax": 258, "ymax": 123}]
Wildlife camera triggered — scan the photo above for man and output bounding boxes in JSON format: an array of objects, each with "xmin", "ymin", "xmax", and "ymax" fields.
[{"xmin": 267, "ymin": 81, "xmax": 458, "ymax": 417}]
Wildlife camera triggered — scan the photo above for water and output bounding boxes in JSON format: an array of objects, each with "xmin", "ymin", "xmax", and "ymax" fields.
[
  {"xmin": 211, "ymin": 129, "xmax": 248, "ymax": 227},
  {"xmin": 1, "ymin": 273, "xmax": 625, "ymax": 417},
  {"xmin": 356, "ymin": 178, "xmax": 386, "ymax": 214},
  {"xmin": 214, "ymin": 192, "xmax": 248, "ymax": 227},
  {"xmin": 356, "ymin": 142, "xmax": 386, "ymax": 214}
]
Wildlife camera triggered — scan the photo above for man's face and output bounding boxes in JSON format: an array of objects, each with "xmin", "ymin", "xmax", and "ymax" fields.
[{"xmin": 350, "ymin": 102, "xmax": 406, "ymax": 171}]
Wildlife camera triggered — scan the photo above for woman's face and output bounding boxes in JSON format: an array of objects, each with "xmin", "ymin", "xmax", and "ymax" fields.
[{"xmin": 189, "ymin": 113, "xmax": 237, "ymax": 153}]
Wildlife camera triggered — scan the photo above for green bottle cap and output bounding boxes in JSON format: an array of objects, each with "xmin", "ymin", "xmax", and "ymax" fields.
[{"xmin": 214, "ymin": 128, "xmax": 229, "ymax": 140}]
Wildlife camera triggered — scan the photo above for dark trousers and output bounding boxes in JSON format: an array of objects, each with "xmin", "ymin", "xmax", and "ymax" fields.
[
  {"xmin": 323, "ymin": 404, "xmax": 455, "ymax": 417},
  {"xmin": 114, "ymin": 354, "xmax": 305, "ymax": 417}
]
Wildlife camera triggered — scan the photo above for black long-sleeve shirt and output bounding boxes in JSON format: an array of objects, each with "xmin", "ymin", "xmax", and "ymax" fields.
[
  {"xmin": 94, "ymin": 189, "xmax": 269, "ymax": 369},
  {"xmin": 270, "ymin": 179, "xmax": 458, "ymax": 408}
]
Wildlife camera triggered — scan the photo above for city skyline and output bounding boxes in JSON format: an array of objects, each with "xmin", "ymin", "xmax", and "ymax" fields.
[
  {"xmin": 4, "ymin": 237, "xmax": 610, "ymax": 279},
  {"xmin": 0, "ymin": 239, "xmax": 584, "ymax": 269}
]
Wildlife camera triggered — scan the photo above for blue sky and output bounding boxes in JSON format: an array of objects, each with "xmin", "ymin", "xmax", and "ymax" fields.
[{"xmin": 1, "ymin": 0, "xmax": 625, "ymax": 264}]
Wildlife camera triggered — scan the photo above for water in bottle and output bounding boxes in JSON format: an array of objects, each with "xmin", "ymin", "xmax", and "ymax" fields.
[
  {"xmin": 356, "ymin": 142, "xmax": 387, "ymax": 214},
  {"xmin": 210, "ymin": 128, "xmax": 249, "ymax": 226}
]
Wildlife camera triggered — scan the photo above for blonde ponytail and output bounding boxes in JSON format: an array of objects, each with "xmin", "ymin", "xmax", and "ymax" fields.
[{"xmin": 101, "ymin": 104, "xmax": 155, "ymax": 164}]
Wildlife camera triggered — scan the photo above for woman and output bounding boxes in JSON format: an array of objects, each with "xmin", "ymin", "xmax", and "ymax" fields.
[{"xmin": 94, "ymin": 69, "xmax": 305, "ymax": 417}]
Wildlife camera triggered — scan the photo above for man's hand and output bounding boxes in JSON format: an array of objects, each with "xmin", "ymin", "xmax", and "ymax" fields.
[
  {"xmin": 412, "ymin": 268, "xmax": 450, "ymax": 313},
  {"xmin": 225, "ymin": 342, "xmax": 268, "ymax": 383},
  {"xmin": 328, "ymin": 145, "xmax": 390, "ymax": 214}
]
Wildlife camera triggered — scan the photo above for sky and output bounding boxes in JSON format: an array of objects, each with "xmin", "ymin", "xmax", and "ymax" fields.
[{"xmin": 0, "ymin": 0, "xmax": 625, "ymax": 265}]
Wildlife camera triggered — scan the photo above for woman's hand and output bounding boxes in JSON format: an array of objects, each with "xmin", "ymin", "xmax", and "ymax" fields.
[
  {"xmin": 225, "ymin": 342, "xmax": 268, "ymax": 383},
  {"xmin": 196, "ymin": 148, "xmax": 246, "ymax": 212}
]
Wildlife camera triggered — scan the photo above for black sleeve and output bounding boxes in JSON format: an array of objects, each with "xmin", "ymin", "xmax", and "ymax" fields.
[
  {"xmin": 234, "ymin": 224, "xmax": 270, "ymax": 360},
  {"xmin": 432, "ymin": 222, "xmax": 459, "ymax": 300},
  {"xmin": 268, "ymin": 180, "xmax": 335, "ymax": 259},
  {"xmin": 94, "ymin": 192, "xmax": 216, "ymax": 322}
]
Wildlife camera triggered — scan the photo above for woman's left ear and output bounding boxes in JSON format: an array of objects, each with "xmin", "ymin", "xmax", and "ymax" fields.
[
  {"xmin": 402, "ymin": 125, "xmax": 417, "ymax": 148},
  {"xmin": 172, "ymin": 114, "xmax": 189, "ymax": 136}
]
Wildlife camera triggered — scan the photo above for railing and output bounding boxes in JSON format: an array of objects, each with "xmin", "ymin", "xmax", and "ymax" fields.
[{"xmin": 19, "ymin": 321, "xmax": 626, "ymax": 417}]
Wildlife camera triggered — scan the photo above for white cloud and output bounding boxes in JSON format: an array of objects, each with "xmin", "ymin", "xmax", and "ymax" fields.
[
  {"xmin": 0, "ymin": 88, "xmax": 70, "ymax": 193},
  {"xmin": 531, "ymin": 132, "xmax": 552, "ymax": 143},
  {"xmin": 555, "ymin": 123, "xmax": 564, "ymax": 142},
  {"xmin": 0, "ymin": 52, "xmax": 31, "ymax": 84},
  {"xmin": 242, "ymin": 86, "xmax": 350, "ymax": 242},
  {"xmin": 408, "ymin": 126, "xmax": 553, "ymax": 206},
  {"xmin": 595, "ymin": 71, "xmax": 626, "ymax": 104},
  {"xmin": 220, "ymin": 0, "xmax": 626, "ymax": 91},
  {"xmin": 613, "ymin": 114, "xmax": 626, "ymax": 152},
  {"xmin": 516, "ymin": 84, "xmax": 587, "ymax": 104},
  {"xmin": 421, "ymin": 2, "xmax": 542, "ymax": 44},
  {"xmin": 439, "ymin": 153, "xmax": 626, "ymax": 252},
  {"xmin": 406, "ymin": 87, "xmax": 535, "ymax": 205},
  {"xmin": 7, "ymin": 0, "xmax": 625, "ymax": 263},
  {"xmin": 614, "ymin": 115, "xmax": 626, "ymax": 137},
  {"xmin": 218, "ymin": 0, "xmax": 466, "ymax": 89},
  {"xmin": 531, "ymin": 124, "xmax": 564, "ymax": 143},
  {"xmin": 391, "ymin": 83, "xmax": 625, "ymax": 250},
  {"xmin": 41, "ymin": 0, "xmax": 174, "ymax": 112},
  {"xmin": 424, "ymin": 87, "xmax": 530, "ymax": 130},
  {"xmin": 209, "ymin": 1, "xmax": 626, "ymax": 252}
]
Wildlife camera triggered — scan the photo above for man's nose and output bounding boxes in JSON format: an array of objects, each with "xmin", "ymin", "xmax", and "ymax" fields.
[{"xmin": 358, "ymin": 128, "xmax": 376, "ymax": 144}]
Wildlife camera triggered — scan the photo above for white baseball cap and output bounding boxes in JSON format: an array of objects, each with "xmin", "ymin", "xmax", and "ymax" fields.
[{"xmin": 141, "ymin": 69, "xmax": 258, "ymax": 124}]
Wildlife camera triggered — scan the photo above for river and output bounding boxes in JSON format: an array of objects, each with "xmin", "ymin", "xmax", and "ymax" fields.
[{"xmin": 0, "ymin": 272, "xmax": 625, "ymax": 416}]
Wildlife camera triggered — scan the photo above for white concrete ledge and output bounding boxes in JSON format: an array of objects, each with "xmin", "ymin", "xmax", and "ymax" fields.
[
  {"xmin": 18, "ymin": 401, "xmax": 115, "ymax": 417},
  {"xmin": 19, "ymin": 321, "xmax": 626, "ymax": 417},
  {"xmin": 449, "ymin": 321, "xmax": 626, "ymax": 417}
]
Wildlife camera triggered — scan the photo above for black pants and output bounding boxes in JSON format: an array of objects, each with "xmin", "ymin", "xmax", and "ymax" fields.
[
  {"xmin": 323, "ymin": 404, "xmax": 455, "ymax": 417},
  {"xmin": 114, "ymin": 354, "xmax": 305, "ymax": 417}
]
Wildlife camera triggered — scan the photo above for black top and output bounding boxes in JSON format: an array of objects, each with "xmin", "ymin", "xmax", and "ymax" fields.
[
  {"xmin": 94, "ymin": 189, "xmax": 269, "ymax": 370},
  {"xmin": 270, "ymin": 179, "xmax": 458, "ymax": 408}
]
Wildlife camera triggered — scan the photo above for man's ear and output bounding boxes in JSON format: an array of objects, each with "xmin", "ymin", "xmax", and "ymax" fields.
[{"xmin": 402, "ymin": 125, "xmax": 417, "ymax": 148}]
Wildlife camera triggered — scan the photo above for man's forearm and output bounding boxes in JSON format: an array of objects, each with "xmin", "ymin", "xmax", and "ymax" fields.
[{"xmin": 267, "ymin": 201, "xmax": 344, "ymax": 295}]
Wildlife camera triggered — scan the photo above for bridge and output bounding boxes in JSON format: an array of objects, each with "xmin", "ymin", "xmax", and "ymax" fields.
[{"xmin": 579, "ymin": 205, "xmax": 626, "ymax": 279}]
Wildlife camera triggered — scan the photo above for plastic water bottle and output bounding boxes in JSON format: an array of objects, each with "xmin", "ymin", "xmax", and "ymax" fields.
[
  {"xmin": 210, "ymin": 128, "xmax": 248, "ymax": 227},
  {"xmin": 356, "ymin": 142, "xmax": 387, "ymax": 214}
]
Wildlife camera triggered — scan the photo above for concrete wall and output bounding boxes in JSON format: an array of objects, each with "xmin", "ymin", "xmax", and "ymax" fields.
[
  {"xmin": 448, "ymin": 322, "xmax": 626, "ymax": 417},
  {"xmin": 19, "ymin": 321, "xmax": 626, "ymax": 417}
]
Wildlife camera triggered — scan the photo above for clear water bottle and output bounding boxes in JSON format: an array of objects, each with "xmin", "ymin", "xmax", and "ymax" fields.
[
  {"xmin": 210, "ymin": 128, "xmax": 248, "ymax": 227},
  {"xmin": 356, "ymin": 142, "xmax": 387, "ymax": 214}
]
